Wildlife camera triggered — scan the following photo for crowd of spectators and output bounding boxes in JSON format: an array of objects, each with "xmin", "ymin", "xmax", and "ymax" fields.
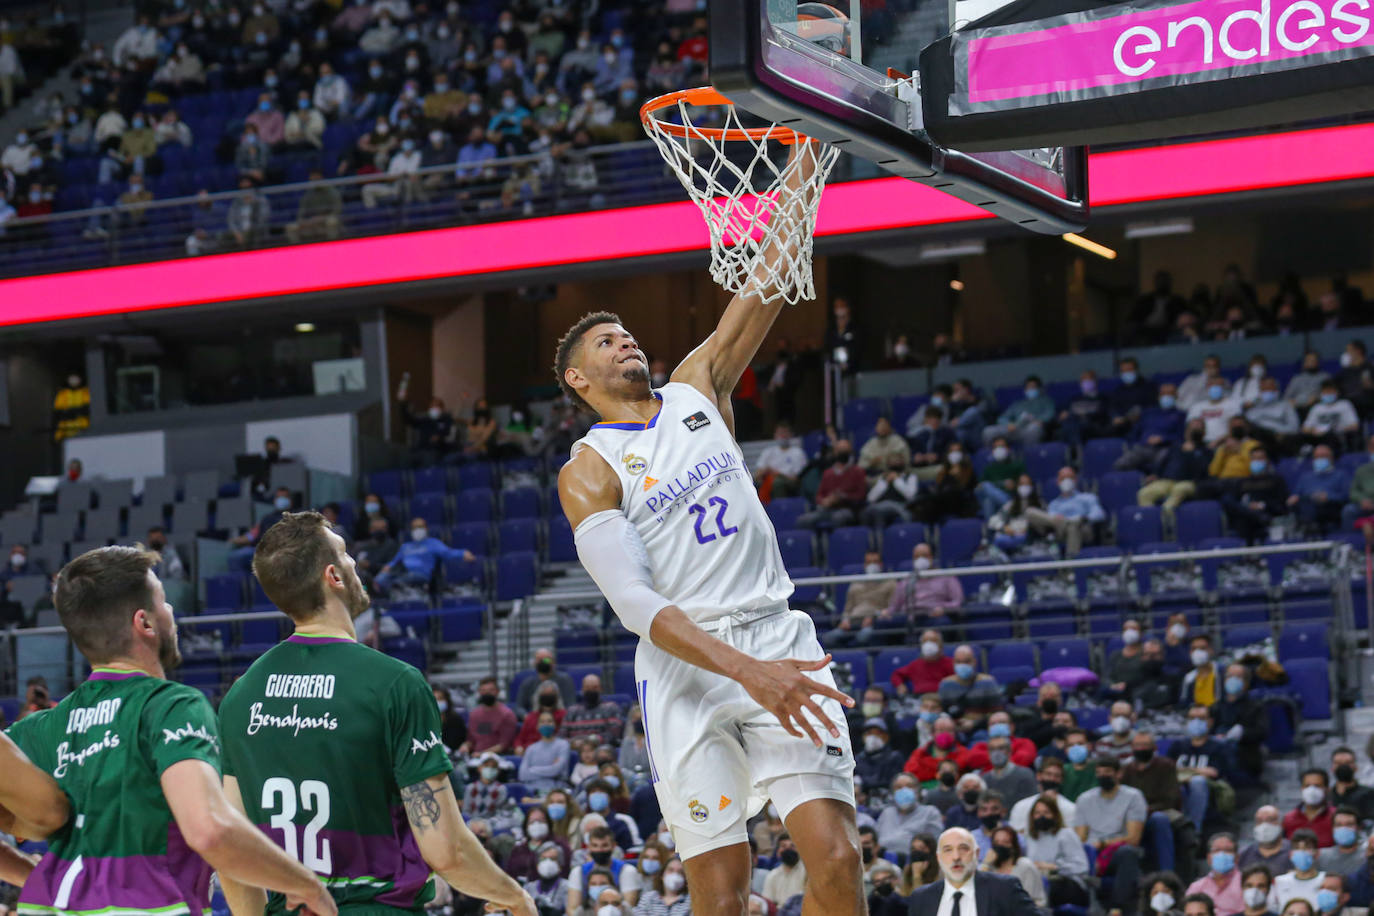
[{"xmin": 0, "ymin": 0, "xmax": 711, "ymax": 250}]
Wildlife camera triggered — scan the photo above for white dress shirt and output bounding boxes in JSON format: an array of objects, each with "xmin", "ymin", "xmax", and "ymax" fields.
[{"xmin": 938, "ymin": 875, "xmax": 978, "ymax": 916}]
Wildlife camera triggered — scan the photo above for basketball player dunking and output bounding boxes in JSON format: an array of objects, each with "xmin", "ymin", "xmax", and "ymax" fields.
[{"xmin": 556, "ymin": 145, "xmax": 865, "ymax": 915}]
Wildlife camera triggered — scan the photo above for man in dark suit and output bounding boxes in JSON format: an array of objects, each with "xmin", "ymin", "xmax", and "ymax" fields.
[{"xmin": 908, "ymin": 827, "xmax": 1039, "ymax": 916}]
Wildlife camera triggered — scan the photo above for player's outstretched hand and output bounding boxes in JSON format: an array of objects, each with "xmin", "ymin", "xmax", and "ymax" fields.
[
  {"xmin": 484, "ymin": 890, "xmax": 537, "ymax": 916},
  {"xmin": 286, "ymin": 882, "xmax": 338, "ymax": 916},
  {"xmin": 738, "ymin": 654, "xmax": 855, "ymax": 748}
]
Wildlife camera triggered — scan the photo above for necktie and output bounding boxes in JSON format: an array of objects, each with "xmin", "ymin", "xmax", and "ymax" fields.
[{"xmin": 952, "ymin": 889, "xmax": 964, "ymax": 916}]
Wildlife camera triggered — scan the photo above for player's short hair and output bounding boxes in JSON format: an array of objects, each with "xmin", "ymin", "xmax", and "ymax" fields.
[
  {"xmin": 252, "ymin": 511, "xmax": 338, "ymax": 622},
  {"xmin": 554, "ymin": 310, "xmax": 622, "ymax": 414},
  {"xmin": 55, "ymin": 545, "xmax": 160, "ymax": 662}
]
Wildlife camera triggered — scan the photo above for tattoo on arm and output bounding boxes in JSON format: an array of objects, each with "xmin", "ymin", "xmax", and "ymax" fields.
[{"xmin": 401, "ymin": 780, "xmax": 447, "ymax": 834}]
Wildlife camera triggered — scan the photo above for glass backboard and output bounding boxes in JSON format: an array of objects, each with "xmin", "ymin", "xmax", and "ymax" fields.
[{"xmin": 709, "ymin": 0, "xmax": 1090, "ymax": 233}]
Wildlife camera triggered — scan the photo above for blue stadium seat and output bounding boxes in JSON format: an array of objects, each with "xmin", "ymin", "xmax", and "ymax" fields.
[
  {"xmin": 498, "ymin": 519, "xmax": 539, "ymax": 554},
  {"xmin": 1194, "ymin": 537, "xmax": 1245, "ymax": 590},
  {"xmin": 611, "ymin": 663, "xmax": 634, "ymax": 693},
  {"xmin": 1082, "ymin": 438, "xmax": 1126, "ymax": 480},
  {"xmin": 442, "ymin": 556, "xmax": 485, "ymax": 588},
  {"xmin": 368, "ymin": 469, "xmax": 407, "ymax": 502},
  {"xmin": 1116, "ymin": 506, "xmax": 1162, "ymax": 550},
  {"xmin": 1073, "ymin": 546, "xmax": 1123, "ymax": 599},
  {"xmin": 1284, "ymin": 598, "xmax": 1334, "ymax": 621},
  {"xmin": 827, "ymin": 526, "xmax": 872, "ymax": 570},
  {"xmin": 938, "ymin": 518, "xmax": 982, "ymax": 566},
  {"xmin": 1027, "ymin": 600, "xmax": 1077, "ymax": 638},
  {"xmin": 1174, "ymin": 500, "xmax": 1223, "ymax": 547},
  {"xmin": 1041, "ymin": 638, "xmax": 1092, "ymax": 670},
  {"xmin": 502, "ymin": 487, "xmax": 542, "ymax": 519},
  {"xmin": 390, "ymin": 609, "xmax": 433, "ymax": 640},
  {"xmin": 412, "ymin": 466, "xmax": 449, "ymax": 495},
  {"xmin": 437, "ymin": 601, "xmax": 484, "ymax": 642},
  {"xmin": 1223, "ymin": 623, "xmax": 1273, "ymax": 651},
  {"xmin": 238, "ymin": 616, "xmax": 283, "ymax": 648},
  {"xmin": 456, "ymin": 488, "xmax": 495, "ymax": 523},
  {"xmin": 778, "ymin": 530, "xmax": 814, "ymax": 570},
  {"xmin": 963, "ymin": 603, "xmax": 1014, "ymax": 642},
  {"xmin": 458, "ymin": 463, "xmax": 497, "ymax": 490},
  {"xmin": 547, "ymin": 516, "xmax": 576, "ymax": 563},
  {"xmin": 495, "ymin": 552, "xmax": 539, "ymax": 600},
  {"xmin": 1078, "ymin": 706, "xmax": 1109, "ymax": 734},
  {"xmin": 990, "ymin": 665, "xmax": 1036, "ymax": 687},
  {"xmin": 1339, "ymin": 452, "xmax": 1372, "ymax": 475},
  {"xmin": 410, "ymin": 493, "xmax": 448, "ymax": 527},
  {"xmin": 1219, "ymin": 604, "xmax": 1269, "ymax": 626},
  {"xmin": 205, "ymin": 573, "xmax": 248, "ymax": 610},
  {"xmin": 1279, "ymin": 622, "xmax": 1329, "ymax": 661},
  {"xmin": 988, "ymin": 643, "xmax": 1035, "ymax": 670},
  {"xmin": 802, "ymin": 429, "xmax": 827, "ymax": 459},
  {"xmin": 1286, "ymin": 658, "xmax": 1333, "ymax": 732},
  {"xmin": 547, "ymin": 484, "xmax": 564, "ymax": 520},
  {"xmin": 1096, "ymin": 472, "xmax": 1142, "ymax": 518},
  {"xmin": 890, "ymin": 395, "xmax": 928, "ymax": 431},
  {"xmin": 842, "ymin": 397, "xmax": 883, "ymax": 431},
  {"xmin": 789, "ymin": 566, "xmax": 825, "ymax": 606},
  {"xmin": 830, "ymin": 650, "xmax": 870, "ymax": 692},
  {"xmin": 874, "ymin": 648, "xmax": 923, "ymax": 685},
  {"xmin": 881, "ymin": 522, "xmax": 926, "ymax": 569},
  {"xmin": 1025, "ymin": 442, "xmax": 1070, "ymax": 481},
  {"xmin": 766, "ymin": 497, "xmax": 806, "ymax": 532},
  {"xmin": 383, "ymin": 637, "xmax": 426, "ymax": 671},
  {"xmin": 448, "ymin": 521, "xmax": 491, "ymax": 554}
]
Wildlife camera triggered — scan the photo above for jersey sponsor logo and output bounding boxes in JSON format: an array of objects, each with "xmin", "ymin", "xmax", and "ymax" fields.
[
  {"xmin": 642, "ymin": 475, "xmax": 658, "ymax": 492},
  {"xmin": 622, "ymin": 453, "xmax": 649, "ymax": 476},
  {"xmin": 643, "ymin": 451, "xmax": 740, "ymax": 514},
  {"xmin": 688, "ymin": 799, "xmax": 709, "ymax": 823},
  {"xmin": 718, "ymin": 795, "xmax": 731, "ymax": 811},
  {"xmin": 410, "ymin": 730, "xmax": 443, "ymax": 755},
  {"xmin": 826, "ymin": 745, "xmax": 844, "ymax": 757},
  {"xmin": 65, "ymin": 698, "xmax": 122, "ymax": 735},
  {"xmin": 265, "ymin": 673, "xmax": 337, "ymax": 699},
  {"xmin": 682, "ymin": 411, "xmax": 711, "ymax": 432},
  {"xmin": 163, "ymin": 722, "xmax": 220, "ymax": 753},
  {"xmin": 53, "ymin": 731, "xmax": 120, "ymax": 777},
  {"xmin": 247, "ymin": 701, "xmax": 339, "ymax": 736}
]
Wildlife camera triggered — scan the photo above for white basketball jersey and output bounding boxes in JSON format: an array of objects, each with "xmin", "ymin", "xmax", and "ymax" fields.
[{"xmin": 572, "ymin": 382, "xmax": 793, "ymax": 624}]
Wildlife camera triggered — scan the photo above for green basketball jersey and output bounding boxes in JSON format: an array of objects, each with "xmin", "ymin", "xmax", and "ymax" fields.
[
  {"xmin": 5, "ymin": 668, "xmax": 222, "ymax": 916},
  {"xmin": 217, "ymin": 634, "xmax": 453, "ymax": 916}
]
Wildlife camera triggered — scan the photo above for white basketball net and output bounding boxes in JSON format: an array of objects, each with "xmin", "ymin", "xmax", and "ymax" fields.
[{"xmin": 643, "ymin": 94, "xmax": 840, "ymax": 306}]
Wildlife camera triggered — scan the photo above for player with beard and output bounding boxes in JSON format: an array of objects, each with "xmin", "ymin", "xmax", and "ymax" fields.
[
  {"xmin": 554, "ymin": 144, "xmax": 865, "ymax": 916},
  {"xmin": 3, "ymin": 546, "xmax": 335, "ymax": 916},
  {"xmin": 217, "ymin": 512, "xmax": 535, "ymax": 916}
]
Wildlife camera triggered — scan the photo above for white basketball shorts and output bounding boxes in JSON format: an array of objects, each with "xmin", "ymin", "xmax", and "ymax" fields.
[{"xmin": 634, "ymin": 604, "xmax": 856, "ymax": 860}]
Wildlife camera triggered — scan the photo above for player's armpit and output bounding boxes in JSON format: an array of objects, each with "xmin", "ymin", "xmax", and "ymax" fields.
[
  {"xmin": 557, "ymin": 449, "xmax": 622, "ymax": 529},
  {"xmin": 400, "ymin": 775, "xmax": 534, "ymax": 916},
  {"xmin": 0, "ymin": 733, "xmax": 69, "ymax": 838},
  {"xmin": 217, "ymin": 776, "xmax": 268, "ymax": 916},
  {"xmin": 0, "ymin": 841, "xmax": 36, "ymax": 887}
]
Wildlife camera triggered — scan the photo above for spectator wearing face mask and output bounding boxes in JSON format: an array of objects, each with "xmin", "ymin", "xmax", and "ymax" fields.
[
  {"xmin": 1271, "ymin": 830, "xmax": 1325, "ymax": 911},
  {"xmin": 1024, "ymin": 466, "xmax": 1103, "ymax": 558},
  {"xmin": 1245, "ymin": 377, "xmax": 1299, "ymax": 455},
  {"xmin": 762, "ymin": 833, "xmax": 806, "ymax": 906},
  {"xmin": 854, "ymin": 721, "xmax": 906, "ymax": 794},
  {"xmin": 825, "ymin": 550, "xmax": 898, "ymax": 647},
  {"xmin": 518, "ymin": 710, "xmax": 571, "ymax": 793},
  {"xmin": 516, "ymin": 682, "xmax": 566, "ymax": 751},
  {"xmin": 980, "ymin": 825, "xmax": 1047, "ymax": 909},
  {"xmin": 1215, "ymin": 666, "xmax": 1268, "ymax": 779},
  {"xmin": 1106, "ymin": 618, "xmax": 1149, "ymax": 695},
  {"xmin": 939, "ymin": 773, "xmax": 985, "ymax": 832},
  {"xmin": 1285, "ymin": 771, "xmax": 1336, "ymax": 846},
  {"xmin": 517, "ymin": 647, "xmax": 578, "ymax": 710},
  {"xmin": 145, "ymin": 525, "xmax": 186, "ymax": 581},
  {"xmin": 980, "ymin": 376, "xmax": 1053, "ymax": 447},
  {"xmin": 1187, "ymin": 834, "xmax": 1246, "ymax": 916},
  {"xmin": 1241, "ymin": 806, "xmax": 1294, "ymax": 874},
  {"xmin": 1318, "ymin": 808, "xmax": 1365, "ymax": 875},
  {"xmin": 1187, "ymin": 375, "xmax": 1242, "ymax": 445},
  {"xmin": 890, "ymin": 629, "xmax": 955, "ymax": 696},
  {"xmin": 908, "ymin": 406, "xmax": 958, "ymax": 480},
  {"xmin": 1179, "ymin": 634, "xmax": 1222, "ymax": 707},
  {"xmin": 569, "ymin": 829, "xmax": 641, "ymax": 913},
  {"xmin": 1302, "ymin": 382, "xmax": 1360, "ymax": 451},
  {"xmin": 1237, "ymin": 864, "xmax": 1278, "ymax": 916},
  {"xmin": 463, "ymin": 750, "xmax": 514, "ymax": 822},
  {"xmin": 975, "ymin": 436, "xmax": 1027, "ymax": 519},
  {"xmin": 939, "ymin": 645, "xmax": 1003, "ymax": 725},
  {"xmin": 914, "ymin": 440, "xmax": 978, "ymax": 523},
  {"xmin": 399, "ymin": 395, "xmax": 455, "ymax": 460},
  {"xmin": 1057, "ymin": 370, "xmax": 1111, "ymax": 448},
  {"xmin": 522, "ymin": 841, "xmax": 570, "ymax": 912},
  {"xmin": 796, "ymin": 437, "xmax": 866, "ymax": 528},
  {"xmin": 1167, "ymin": 705, "xmax": 1235, "ymax": 832},
  {"xmin": 466, "ymin": 675, "xmax": 518, "ymax": 755},
  {"xmin": 905, "ymin": 715, "xmax": 968, "ymax": 783},
  {"xmin": 429, "ymin": 684, "xmax": 467, "ymax": 752},
  {"xmin": 872, "ymin": 772, "xmax": 940, "ymax": 853},
  {"xmin": 562, "ymin": 674, "xmax": 624, "ymax": 748},
  {"xmin": 1010, "ymin": 758, "xmax": 1077, "ymax": 829},
  {"xmin": 226, "ymin": 486, "xmax": 295, "ymax": 569},
  {"xmin": 1287, "ymin": 444, "xmax": 1350, "ymax": 534},
  {"xmin": 374, "ymin": 517, "xmax": 473, "ymax": 594},
  {"xmin": 963, "ymin": 711, "xmax": 1037, "ymax": 773},
  {"xmin": 978, "ymin": 736, "xmax": 1038, "ymax": 807},
  {"xmin": 634, "ymin": 854, "xmax": 689, "ymax": 915},
  {"xmin": 1221, "ymin": 447, "xmax": 1290, "ymax": 544},
  {"xmin": 754, "ymin": 421, "xmax": 807, "ymax": 500}
]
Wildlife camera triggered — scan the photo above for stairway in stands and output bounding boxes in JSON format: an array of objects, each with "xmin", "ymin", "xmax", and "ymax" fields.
[{"xmin": 429, "ymin": 563, "xmax": 597, "ymax": 695}]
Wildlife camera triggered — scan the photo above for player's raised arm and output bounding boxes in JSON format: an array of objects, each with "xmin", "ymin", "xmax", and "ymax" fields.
[
  {"xmin": 399, "ymin": 774, "xmax": 536, "ymax": 916},
  {"xmin": 559, "ymin": 448, "xmax": 855, "ymax": 748},
  {"xmin": 160, "ymin": 760, "xmax": 337, "ymax": 916},
  {"xmin": 0, "ymin": 731, "xmax": 69, "ymax": 839},
  {"xmin": 673, "ymin": 140, "xmax": 824, "ymax": 404}
]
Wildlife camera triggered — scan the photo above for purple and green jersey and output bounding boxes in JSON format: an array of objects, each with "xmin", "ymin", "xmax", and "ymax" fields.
[
  {"xmin": 217, "ymin": 634, "xmax": 453, "ymax": 916},
  {"xmin": 5, "ymin": 669, "xmax": 222, "ymax": 916}
]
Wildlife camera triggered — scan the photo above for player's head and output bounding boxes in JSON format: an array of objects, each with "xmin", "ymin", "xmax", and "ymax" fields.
[
  {"xmin": 55, "ymin": 545, "xmax": 179, "ymax": 671},
  {"xmin": 252, "ymin": 511, "xmax": 369, "ymax": 624},
  {"xmin": 554, "ymin": 310, "xmax": 648, "ymax": 414}
]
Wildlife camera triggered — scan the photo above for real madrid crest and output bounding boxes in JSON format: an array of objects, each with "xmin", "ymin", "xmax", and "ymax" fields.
[
  {"xmin": 688, "ymin": 799, "xmax": 709, "ymax": 823},
  {"xmin": 622, "ymin": 453, "xmax": 648, "ymax": 476}
]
